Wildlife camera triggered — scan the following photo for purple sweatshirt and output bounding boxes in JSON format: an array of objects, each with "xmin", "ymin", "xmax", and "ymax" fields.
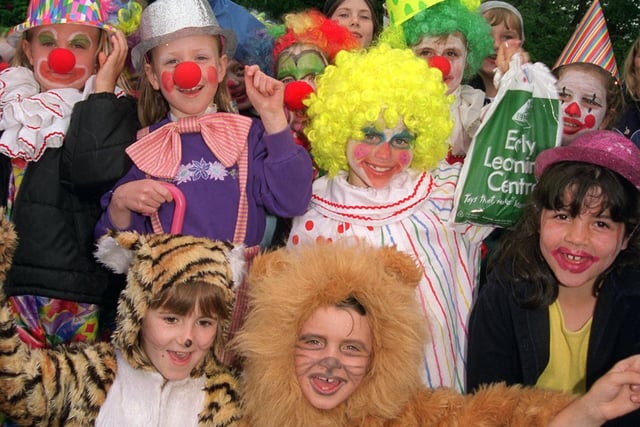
[{"xmin": 95, "ymin": 116, "xmax": 313, "ymax": 246}]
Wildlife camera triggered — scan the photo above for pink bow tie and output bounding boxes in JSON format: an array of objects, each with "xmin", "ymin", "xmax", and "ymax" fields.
[{"xmin": 126, "ymin": 112, "xmax": 252, "ymax": 179}]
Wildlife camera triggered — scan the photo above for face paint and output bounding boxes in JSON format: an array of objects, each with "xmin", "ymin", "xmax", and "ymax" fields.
[
  {"xmin": 276, "ymin": 45, "xmax": 327, "ymax": 137},
  {"xmin": 347, "ymin": 118, "xmax": 415, "ymax": 189},
  {"xmin": 276, "ymin": 45, "xmax": 328, "ymax": 87},
  {"xmin": 556, "ymin": 67, "xmax": 608, "ymax": 145},
  {"xmin": 161, "ymin": 70, "xmax": 175, "ymax": 92},
  {"xmin": 145, "ymin": 34, "xmax": 227, "ymax": 119},
  {"xmin": 206, "ymin": 66, "xmax": 218, "ymax": 85},
  {"xmin": 295, "ymin": 306, "xmax": 371, "ymax": 410},
  {"xmin": 142, "ymin": 305, "xmax": 218, "ymax": 381},
  {"xmin": 411, "ymin": 33, "xmax": 467, "ymax": 95},
  {"xmin": 23, "ymin": 24, "xmax": 100, "ymax": 91},
  {"xmin": 226, "ymin": 60, "xmax": 251, "ymax": 111}
]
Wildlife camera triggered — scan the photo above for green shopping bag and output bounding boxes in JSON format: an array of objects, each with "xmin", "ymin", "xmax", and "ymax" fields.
[{"xmin": 452, "ymin": 56, "xmax": 561, "ymax": 227}]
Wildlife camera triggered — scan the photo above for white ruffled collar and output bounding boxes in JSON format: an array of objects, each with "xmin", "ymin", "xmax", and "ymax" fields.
[{"xmin": 0, "ymin": 66, "xmax": 119, "ymax": 161}]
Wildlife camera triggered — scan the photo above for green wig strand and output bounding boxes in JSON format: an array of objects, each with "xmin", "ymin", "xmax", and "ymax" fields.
[
  {"xmin": 305, "ymin": 43, "xmax": 453, "ymax": 177},
  {"xmin": 381, "ymin": 0, "xmax": 493, "ymax": 78}
]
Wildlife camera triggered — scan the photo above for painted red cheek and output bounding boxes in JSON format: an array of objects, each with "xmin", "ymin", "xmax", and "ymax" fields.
[
  {"xmin": 161, "ymin": 71, "xmax": 175, "ymax": 92},
  {"xmin": 398, "ymin": 151, "xmax": 412, "ymax": 166},
  {"xmin": 584, "ymin": 114, "xmax": 596, "ymax": 129},
  {"xmin": 206, "ymin": 66, "xmax": 218, "ymax": 85},
  {"xmin": 353, "ymin": 144, "xmax": 371, "ymax": 159}
]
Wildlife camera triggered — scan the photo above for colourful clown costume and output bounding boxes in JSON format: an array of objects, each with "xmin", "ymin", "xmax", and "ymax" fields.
[
  {"xmin": 0, "ymin": 0, "xmax": 140, "ymax": 365},
  {"xmin": 287, "ymin": 44, "xmax": 492, "ymax": 392}
]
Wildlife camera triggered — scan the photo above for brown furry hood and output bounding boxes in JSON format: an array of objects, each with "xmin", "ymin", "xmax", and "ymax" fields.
[{"xmin": 233, "ymin": 240, "xmax": 427, "ymax": 426}]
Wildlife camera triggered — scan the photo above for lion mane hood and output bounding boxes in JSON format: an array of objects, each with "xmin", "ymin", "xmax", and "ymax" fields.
[{"xmin": 233, "ymin": 240, "xmax": 427, "ymax": 426}]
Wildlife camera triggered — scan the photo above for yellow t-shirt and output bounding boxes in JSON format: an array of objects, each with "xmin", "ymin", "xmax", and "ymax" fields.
[{"xmin": 536, "ymin": 300, "xmax": 592, "ymax": 394}]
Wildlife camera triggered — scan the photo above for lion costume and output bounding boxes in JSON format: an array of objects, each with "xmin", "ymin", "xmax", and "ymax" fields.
[
  {"xmin": 233, "ymin": 241, "xmax": 576, "ymax": 426},
  {"xmin": 0, "ymin": 216, "xmax": 242, "ymax": 427}
]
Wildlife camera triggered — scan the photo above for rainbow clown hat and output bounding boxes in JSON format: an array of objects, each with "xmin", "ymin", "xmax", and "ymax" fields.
[
  {"xmin": 8, "ymin": 0, "xmax": 114, "ymax": 47},
  {"xmin": 553, "ymin": 0, "xmax": 618, "ymax": 80},
  {"xmin": 386, "ymin": 0, "xmax": 445, "ymax": 26}
]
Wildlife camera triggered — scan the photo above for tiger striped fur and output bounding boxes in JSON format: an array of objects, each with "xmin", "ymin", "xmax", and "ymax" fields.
[{"xmin": 0, "ymin": 218, "xmax": 243, "ymax": 426}]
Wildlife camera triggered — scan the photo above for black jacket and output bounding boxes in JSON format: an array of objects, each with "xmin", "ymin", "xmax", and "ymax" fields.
[
  {"xmin": 1, "ymin": 92, "xmax": 138, "ymax": 304},
  {"xmin": 467, "ymin": 267, "xmax": 640, "ymax": 426}
]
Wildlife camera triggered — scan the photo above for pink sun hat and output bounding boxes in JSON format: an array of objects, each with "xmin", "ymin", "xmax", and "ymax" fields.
[
  {"xmin": 535, "ymin": 130, "xmax": 640, "ymax": 191},
  {"xmin": 7, "ymin": 0, "xmax": 115, "ymax": 47}
]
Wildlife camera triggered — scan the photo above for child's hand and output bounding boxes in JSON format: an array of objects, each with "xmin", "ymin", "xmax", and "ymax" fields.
[
  {"xmin": 495, "ymin": 40, "xmax": 530, "ymax": 74},
  {"xmin": 108, "ymin": 179, "xmax": 173, "ymax": 228},
  {"xmin": 550, "ymin": 354, "xmax": 640, "ymax": 427},
  {"xmin": 94, "ymin": 30, "xmax": 129, "ymax": 94},
  {"xmin": 244, "ymin": 64, "xmax": 288, "ymax": 134}
]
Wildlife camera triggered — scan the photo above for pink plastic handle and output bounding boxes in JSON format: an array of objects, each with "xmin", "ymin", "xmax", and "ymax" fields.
[{"xmin": 159, "ymin": 182, "xmax": 186, "ymax": 234}]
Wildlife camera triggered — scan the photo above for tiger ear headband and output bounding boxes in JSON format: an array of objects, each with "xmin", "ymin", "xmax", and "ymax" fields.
[{"xmin": 95, "ymin": 230, "xmax": 246, "ymax": 309}]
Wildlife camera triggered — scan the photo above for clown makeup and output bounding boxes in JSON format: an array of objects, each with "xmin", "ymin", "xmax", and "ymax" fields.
[
  {"xmin": 276, "ymin": 44, "xmax": 328, "ymax": 88},
  {"xmin": 22, "ymin": 24, "xmax": 101, "ymax": 91},
  {"xmin": 226, "ymin": 59, "xmax": 251, "ymax": 112},
  {"xmin": 295, "ymin": 305, "xmax": 372, "ymax": 410},
  {"xmin": 347, "ymin": 118, "xmax": 415, "ymax": 189},
  {"xmin": 277, "ymin": 44, "xmax": 328, "ymax": 135},
  {"xmin": 557, "ymin": 66, "xmax": 608, "ymax": 146},
  {"xmin": 145, "ymin": 34, "xmax": 227, "ymax": 119},
  {"xmin": 411, "ymin": 33, "xmax": 467, "ymax": 95}
]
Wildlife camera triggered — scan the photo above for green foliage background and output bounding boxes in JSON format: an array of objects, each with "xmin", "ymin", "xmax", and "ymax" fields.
[{"xmin": 0, "ymin": 1, "xmax": 27, "ymax": 33}]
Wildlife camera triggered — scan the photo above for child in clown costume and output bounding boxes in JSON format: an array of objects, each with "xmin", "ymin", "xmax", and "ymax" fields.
[
  {"xmin": 95, "ymin": 0, "xmax": 313, "ymax": 365},
  {"xmin": 0, "ymin": 0, "xmax": 138, "ymax": 359},
  {"xmin": 96, "ymin": 0, "xmax": 312, "ymax": 248},
  {"xmin": 287, "ymin": 42, "xmax": 490, "ymax": 392},
  {"xmin": 380, "ymin": 0, "xmax": 494, "ymax": 161},
  {"xmin": 271, "ymin": 9, "xmax": 359, "ymax": 164},
  {"xmin": 551, "ymin": 0, "xmax": 623, "ymax": 146}
]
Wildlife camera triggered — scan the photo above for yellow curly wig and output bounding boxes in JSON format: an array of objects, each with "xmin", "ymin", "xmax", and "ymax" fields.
[{"xmin": 305, "ymin": 43, "xmax": 453, "ymax": 177}]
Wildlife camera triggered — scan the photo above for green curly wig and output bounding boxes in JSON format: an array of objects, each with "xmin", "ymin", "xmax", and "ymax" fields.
[
  {"xmin": 380, "ymin": 0, "xmax": 493, "ymax": 78},
  {"xmin": 305, "ymin": 43, "xmax": 453, "ymax": 177}
]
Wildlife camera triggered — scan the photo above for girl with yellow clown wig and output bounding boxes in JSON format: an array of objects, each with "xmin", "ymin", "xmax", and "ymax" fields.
[
  {"xmin": 288, "ymin": 43, "xmax": 494, "ymax": 393},
  {"xmin": 305, "ymin": 43, "xmax": 452, "ymax": 177}
]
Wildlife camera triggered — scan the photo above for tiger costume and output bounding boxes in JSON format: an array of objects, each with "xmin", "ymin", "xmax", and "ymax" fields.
[{"xmin": 0, "ymin": 216, "xmax": 243, "ymax": 427}]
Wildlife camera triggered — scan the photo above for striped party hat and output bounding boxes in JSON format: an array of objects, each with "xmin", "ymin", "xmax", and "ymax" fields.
[
  {"xmin": 8, "ymin": 0, "xmax": 113, "ymax": 46},
  {"xmin": 553, "ymin": 0, "xmax": 618, "ymax": 79}
]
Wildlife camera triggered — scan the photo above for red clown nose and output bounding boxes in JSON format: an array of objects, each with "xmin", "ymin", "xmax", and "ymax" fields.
[
  {"xmin": 428, "ymin": 56, "xmax": 451, "ymax": 78},
  {"xmin": 48, "ymin": 48, "xmax": 76, "ymax": 74},
  {"xmin": 173, "ymin": 61, "xmax": 201, "ymax": 89},
  {"xmin": 284, "ymin": 81, "xmax": 314, "ymax": 111}
]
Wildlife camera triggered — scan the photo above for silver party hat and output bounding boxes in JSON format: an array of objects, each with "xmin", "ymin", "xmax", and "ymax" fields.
[{"xmin": 131, "ymin": 0, "xmax": 237, "ymax": 71}]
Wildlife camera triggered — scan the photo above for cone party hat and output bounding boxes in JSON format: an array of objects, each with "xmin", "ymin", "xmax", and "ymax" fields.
[{"xmin": 553, "ymin": 0, "xmax": 618, "ymax": 79}]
